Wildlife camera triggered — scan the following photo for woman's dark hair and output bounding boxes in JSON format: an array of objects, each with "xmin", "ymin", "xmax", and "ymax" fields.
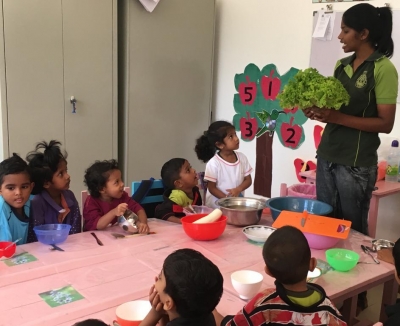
[
  {"xmin": 195, "ymin": 121, "xmax": 235, "ymax": 163},
  {"xmin": 26, "ymin": 140, "xmax": 67, "ymax": 195},
  {"xmin": 0, "ymin": 153, "xmax": 31, "ymax": 186},
  {"xmin": 161, "ymin": 158, "xmax": 186, "ymax": 190},
  {"xmin": 84, "ymin": 159, "xmax": 119, "ymax": 198},
  {"xmin": 163, "ymin": 249, "xmax": 223, "ymax": 318},
  {"xmin": 343, "ymin": 4, "xmax": 394, "ymax": 58},
  {"xmin": 263, "ymin": 226, "xmax": 311, "ymax": 285}
]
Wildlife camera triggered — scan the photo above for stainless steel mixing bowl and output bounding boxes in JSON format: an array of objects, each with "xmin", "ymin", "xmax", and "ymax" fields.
[{"xmin": 215, "ymin": 197, "xmax": 265, "ymax": 226}]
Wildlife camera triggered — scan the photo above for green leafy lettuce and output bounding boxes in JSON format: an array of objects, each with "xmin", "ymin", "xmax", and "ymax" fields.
[{"xmin": 277, "ymin": 68, "xmax": 350, "ymax": 110}]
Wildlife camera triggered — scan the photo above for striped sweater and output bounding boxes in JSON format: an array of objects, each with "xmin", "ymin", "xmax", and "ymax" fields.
[{"xmin": 222, "ymin": 282, "xmax": 347, "ymax": 326}]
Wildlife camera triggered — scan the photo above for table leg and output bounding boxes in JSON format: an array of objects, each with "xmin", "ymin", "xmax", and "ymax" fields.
[
  {"xmin": 341, "ymin": 295, "xmax": 358, "ymax": 326},
  {"xmin": 379, "ymin": 275, "xmax": 398, "ymax": 322},
  {"xmin": 368, "ymin": 195, "xmax": 379, "ymax": 238}
]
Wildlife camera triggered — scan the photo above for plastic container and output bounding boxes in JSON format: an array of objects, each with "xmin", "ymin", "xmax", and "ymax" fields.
[
  {"xmin": 181, "ymin": 214, "xmax": 227, "ymax": 241},
  {"xmin": 33, "ymin": 224, "xmax": 71, "ymax": 245},
  {"xmin": 325, "ymin": 248, "xmax": 359, "ymax": 272},
  {"xmin": 303, "ymin": 233, "xmax": 340, "ymax": 250},
  {"xmin": 266, "ymin": 197, "xmax": 333, "ymax": 221},
  {"xmin": 183, "ymin": 205, "xmax": 213, "ymax": 215},
  {"xmin": 287, "ymin": 184, "xmax": 317, "ymax": 199},
  {"xmin": 0, "ymin": 241, "xmax": 17, "ymax": 258},
  {"xmin": 386, "ymin": 140, "xmax": 399, "ymax": 182}
]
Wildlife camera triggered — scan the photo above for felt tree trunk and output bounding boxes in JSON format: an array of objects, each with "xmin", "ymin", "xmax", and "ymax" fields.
[{"xmin": 254, "ymin": 131, "xmax": 273, "ymax": 197}]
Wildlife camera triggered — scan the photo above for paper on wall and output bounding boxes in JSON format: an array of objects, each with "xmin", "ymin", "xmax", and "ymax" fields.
[{"xmin": 313, "ymin": 11, "xmax": 336, "ymax": 41}]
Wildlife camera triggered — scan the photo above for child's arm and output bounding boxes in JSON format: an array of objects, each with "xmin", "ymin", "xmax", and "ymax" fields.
[
  {"xmin": 96, "ymin": 203, "xmax": 127, "ymax": 230},
  {"xmin": 226, "ymin": 175, "xmax": 252, "ymax": 197},
  {"xmin": 213, "ymin": 309, "xmax": 224, "ymax": 326},
  {"xmin": 136, "ymin": 209, "xmax": 150, "ymax": 234},
  {"xmin": 126, "ymin": 194, "xmax": 149, "ymax": 234},
  {"xmin": 207, "ymin": 181, "xmax": 228, "ymax": 199},
  {"xmin": 69, "ymin": 194, "xmax": 82, "ymax": 234},
  {"xmin": 166, "ymin": 216, "xmax": 182, "ymax": 224},
  {"xmin": 83, "ymin": 197, "xmax": 127, "ymax": 231}
]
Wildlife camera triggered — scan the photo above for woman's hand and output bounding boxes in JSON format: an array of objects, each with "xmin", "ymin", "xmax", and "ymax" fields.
[
  {"xmin": 311, "ymin": 107, "xmax": 335, "ymax": 123},
  {"xmin": 303, "ymin": 106, "xmax": 336, "ymax": 123}
]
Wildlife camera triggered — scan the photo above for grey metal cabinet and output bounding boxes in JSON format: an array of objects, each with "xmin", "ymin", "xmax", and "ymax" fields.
[
  {"xmin": 0, "ymin": 0, "xmax": 118, "ymax": 202},
  {"xmin": 118, "ymin": 0, "xmax": 215, "ymax": 183}
]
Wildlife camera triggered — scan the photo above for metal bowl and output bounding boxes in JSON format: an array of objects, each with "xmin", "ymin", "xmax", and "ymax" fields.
[
  {"xmin": 215, "ymin": 197, "xmax": 265, "ymax": 226},
  {"xmin": 372, "ymin": 239, "xmax": 395, "ymax": 251}
]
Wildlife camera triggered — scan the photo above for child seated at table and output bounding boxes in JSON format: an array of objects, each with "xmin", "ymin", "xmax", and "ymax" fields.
[
  {"xmin": 140, "ymin": 248, "xmax": 223, "ymax": 326},
  {"xmin": 83, "ymin": 159, "xmax": 149, "ymax": 233},
  {"xmin": 0, "ymin": 154, "xmax": 34, "ymax": 245},
  {"xmin": 214, "ymin": 226, "xmax": 347, "ymax": 326},
  {"xmin": 27, "ymin": 140, "xmax": 81, "ymax": 242},
  {"xmin": 377, "ymin": 238, "xmax": 400, "ymax": 326},
  {"xmin": 155, "ymin": 158, "xmax": 202, "ymax": 223}
]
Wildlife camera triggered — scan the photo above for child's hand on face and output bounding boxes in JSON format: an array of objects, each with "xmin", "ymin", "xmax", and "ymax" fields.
[
  {"xmin": 115, "ymin": 203, "xmax": 128, "ymax": 217},
  {"xmin": 149, "ymin": 278, "xmax": 165, "ymax": 315},
  {"xmin": 136, "ymin": 221, "xmax": 150, "ymax": 234},
  {"xmin": 226, "ymin": 187, "xmax": 241, "ymax": 197}
]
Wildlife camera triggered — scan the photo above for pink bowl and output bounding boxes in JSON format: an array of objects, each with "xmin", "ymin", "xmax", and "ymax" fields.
[{"xmin": 303, "ymin": 232, "xmax": 340, "ymax": 250}]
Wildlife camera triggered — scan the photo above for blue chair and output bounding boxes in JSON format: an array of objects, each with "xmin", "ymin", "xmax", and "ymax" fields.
[{"xmin": 131, "ymin": 179, "xmax": 165, "ymax": 217}]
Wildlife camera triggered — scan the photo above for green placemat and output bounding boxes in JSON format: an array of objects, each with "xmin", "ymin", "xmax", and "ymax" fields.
[
  {"xmin": 4, "ymin": 253, "xmax": 38, "ymax": 266},
  {"xmin": 39, "ymin": 285, "xmax": 84, "ymax": 308}
]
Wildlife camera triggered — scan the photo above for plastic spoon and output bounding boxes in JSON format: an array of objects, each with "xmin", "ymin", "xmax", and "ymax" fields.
[{"xmin": 4, "ymin": 238, "xmax": 21, "ymax": 250}]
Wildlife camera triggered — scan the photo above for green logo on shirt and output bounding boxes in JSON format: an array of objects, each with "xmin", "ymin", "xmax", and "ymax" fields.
[{"xmin": 355, "ymin": 71, "xmax": 368, "ymax": 88}]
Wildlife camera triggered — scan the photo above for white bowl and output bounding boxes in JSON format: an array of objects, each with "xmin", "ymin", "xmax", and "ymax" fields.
[
  {"xmin": 116, "ymin": 300, "xmax": 151, "ymax": 325},
  {"xmin": 242, "ymin": 225, "xmax": 275, "ymax": 243},
  {"xmin": 307, "ymin": 268, "xmax": 321, "ymax": 282},
  {"xmin": 231, "ymin": 270, "xmax": 263, "ymax": 300}
]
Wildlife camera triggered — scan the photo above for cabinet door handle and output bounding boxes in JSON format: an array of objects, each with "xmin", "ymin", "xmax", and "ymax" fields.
[{"xmin": 70, "ymin": 96, "xmax": 77, "ymax": 113}]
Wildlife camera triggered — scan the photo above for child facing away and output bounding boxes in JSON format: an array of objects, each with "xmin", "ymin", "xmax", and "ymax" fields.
[
  {"xmin": 83, "ymin": 159, "xmax": 149, "ymax": 233},
  {"xmin": 155, "ymin": 158, "xmax": 202, "ymax": 223},
  {"xmin": 214, "ymin": 226, "xmax": 347, "ymax": 326},
  {"xmin": 0, "ymin": 154, "xmax": 34, "ymax": 245},
  {"xmin": 376, "ymin": 238, "xmax": 400, "ymax": 326},
  {"xmin": 27, "ymin": 141, "xmax": 81, "ymax": 242},
  {"xmin": 140, "ymin": 248, "xmax": 223, "ymax": 326},
  {"xmin": 195, "ymin": 121, "xmax": 253, "ymax": 208}
]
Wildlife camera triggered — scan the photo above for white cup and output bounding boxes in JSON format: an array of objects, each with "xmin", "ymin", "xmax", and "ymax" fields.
[{"xmin": 231, "ymin": 270, "xmax": 263, "ymax": 300}]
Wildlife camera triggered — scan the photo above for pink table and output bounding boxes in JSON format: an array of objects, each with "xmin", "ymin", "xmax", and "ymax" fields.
[
  {"xmin": 0, "ymin": 218, "xmax": 395, "ymax": 326},
  {"xmin": 298, "ymin": 170, "xmax": 400, "ymax": 238}
]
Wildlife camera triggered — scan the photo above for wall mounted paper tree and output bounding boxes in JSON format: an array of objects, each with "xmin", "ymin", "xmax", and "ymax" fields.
[{"xmin": 233, "ymin": 63, "xmax": 308, "ymax": 197}]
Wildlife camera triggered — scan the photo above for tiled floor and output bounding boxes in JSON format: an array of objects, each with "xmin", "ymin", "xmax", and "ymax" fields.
[{"xmin": 358, "ymin": 284, "xmax": 384, "ymax": 322}]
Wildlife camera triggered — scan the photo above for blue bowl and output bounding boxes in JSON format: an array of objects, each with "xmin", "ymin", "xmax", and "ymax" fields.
[
  {"xmin": 33, "ymin": 224, "xmax": 71, "ymax": 245},
  {"xmin": 266, "ymin": 196, "xmax": 333, "ymax": 221}
]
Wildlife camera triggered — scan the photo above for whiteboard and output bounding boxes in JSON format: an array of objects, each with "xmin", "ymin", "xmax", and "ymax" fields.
[{"xmin": 310, "ymin": 10, "xmax": 400, "ymax": 102}]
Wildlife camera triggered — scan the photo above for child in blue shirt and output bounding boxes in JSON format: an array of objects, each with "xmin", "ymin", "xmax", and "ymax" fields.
[{"xmin": 0, "ymin": 154, "xmax": 34, "ymax": 245}]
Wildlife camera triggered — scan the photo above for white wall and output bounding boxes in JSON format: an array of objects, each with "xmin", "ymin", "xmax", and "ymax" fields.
[{"xmin": 213, "ymin": 0, "xmax": 400, "ymax": 240}]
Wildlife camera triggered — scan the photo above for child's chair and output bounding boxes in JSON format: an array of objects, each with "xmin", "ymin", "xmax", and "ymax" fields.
[{"xmin": 131, "ymin": 179, "xmax": 164, "ymax": 218}]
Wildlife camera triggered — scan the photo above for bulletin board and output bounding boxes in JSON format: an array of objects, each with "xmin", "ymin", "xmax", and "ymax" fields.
[{"xmin": 309, "ymin": 10, "xmax": 400, "ymax": 103}]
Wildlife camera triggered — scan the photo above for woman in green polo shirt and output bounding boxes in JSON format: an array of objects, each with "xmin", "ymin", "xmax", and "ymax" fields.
[{"xmin": 305, "ymin": 3, "xmax": 398, "ymax": 235}]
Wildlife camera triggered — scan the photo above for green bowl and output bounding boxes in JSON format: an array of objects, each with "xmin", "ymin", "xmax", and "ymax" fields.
[{"xmin": 325, "ymin": 248, "xmax": 359, "ymax": 272}]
